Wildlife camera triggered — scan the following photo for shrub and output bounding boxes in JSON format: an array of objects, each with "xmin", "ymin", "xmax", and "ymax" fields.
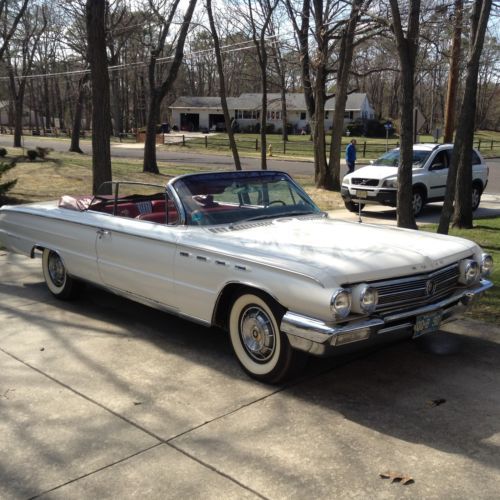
[
  {"xmin": 27, "ymin": 150, "xmax": 38, "ymax": 161},
  {"xmin": 0, "ymin": 161, "xmax": 17, "ymax": 199},
  {"xmin": 36, "ymin": 147, "xmax": 53, "ymax": 159},
  {"xmin": 0, "ymin": 148, "xmax": 7, "ymax": 157}
]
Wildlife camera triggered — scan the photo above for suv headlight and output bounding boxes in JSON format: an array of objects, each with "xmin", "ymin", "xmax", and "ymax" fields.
[
  {"xmin": 382, "ymin": 178, "xmax": 398, "ymax": 188},
  {"xmin": 481, "ymin": 253, "xmax": 493, "ymax": 277},
  {"xmin": 343, "ymin": 177, "xmax": 351, "ymax": 185},
  {"xmin": 331, "ymin": 288, "xmax": 351, "ymax": 319},
  {"xmin": 458, "ymin": 259, "xmax": 480, "ymax": 285},
  {"xmin": 351, "ymin": 284, "xmax": 378, "ymax": 314}
]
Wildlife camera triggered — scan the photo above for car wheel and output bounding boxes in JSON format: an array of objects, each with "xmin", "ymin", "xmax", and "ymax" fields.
[
  {"xmin": 412, "ymin": 189, "xmax": 425, "ymax": 217},
  {"xmin": 228, "ymin": 293, "xmax": 305, "ymax": 384},
  {"xmin": 42, "ymin": 249, "xmax": 82, "ymax": 300},
  {"xmin": 344, "ymin": 200, "xmax": 365, "ymax": 213},
  {"xmin": 471, "ymin": 184, "xmax": 482, "ymax": 211}
]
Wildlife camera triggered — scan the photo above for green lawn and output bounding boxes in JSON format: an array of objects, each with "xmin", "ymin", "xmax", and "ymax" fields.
[
  {"xmin": 164, "ymin": 130, "xmax": 500, "ymax": 160},
  {"xmin": 422, "ymin": 218, "xmax": 500, "ymax": 324}
]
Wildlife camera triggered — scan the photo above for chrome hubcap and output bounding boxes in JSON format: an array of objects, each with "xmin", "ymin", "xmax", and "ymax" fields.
[
  {"xmin": 240, "ymin": 306, "xmax": 276, "ymax": 362},
  {"xmin": 48, "ymin": 253, "xmax": 65, "ymax": 287}
]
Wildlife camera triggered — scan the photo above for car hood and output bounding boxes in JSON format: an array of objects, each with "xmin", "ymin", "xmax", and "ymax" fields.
[
  {"xmin": 344, "ymin": 164, "xmax": 421, "ymax": 182},
  {"xmin": 188, "ymin": 217, "xmax": 479, "ymax": 287}
]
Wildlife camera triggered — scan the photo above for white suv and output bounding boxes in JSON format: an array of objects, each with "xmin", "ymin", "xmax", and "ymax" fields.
[{"xmin": 341, "ymin": 143, "xmax": 489, "ymax": 216}]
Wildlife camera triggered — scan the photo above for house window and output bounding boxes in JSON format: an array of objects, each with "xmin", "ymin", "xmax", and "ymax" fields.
[
  {"xmin": 325, "ymin": 111, "xmax": 329, "ymax": 119},
  {"xmin": 300, "ymin": 112, "xmax": 306, "ymax": 120},
  {"xmin": 344, "ymin": 111, "xmax": 354, "ymax": 120}
]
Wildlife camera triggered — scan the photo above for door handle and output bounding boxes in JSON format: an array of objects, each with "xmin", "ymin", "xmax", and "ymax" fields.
[{"xmin": 97, "ymin": 228, "xmax": 111, "ymax": 239}]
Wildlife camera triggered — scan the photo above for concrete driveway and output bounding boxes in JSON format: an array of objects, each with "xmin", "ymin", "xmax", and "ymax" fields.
[{"xmin": 1, "ymin": 252, "xmax": 499, "ymax": 499}]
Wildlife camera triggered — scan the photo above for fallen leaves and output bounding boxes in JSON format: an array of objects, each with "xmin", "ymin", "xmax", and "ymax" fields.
[{"xmin": 380, "ymin": 471, "xmax": 414, "ymax": 485}]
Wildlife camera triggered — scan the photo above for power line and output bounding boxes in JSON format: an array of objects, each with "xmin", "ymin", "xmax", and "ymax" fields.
[{"xmin": 0, "ymin": 35, "xmax": 285, "ymax": 82}]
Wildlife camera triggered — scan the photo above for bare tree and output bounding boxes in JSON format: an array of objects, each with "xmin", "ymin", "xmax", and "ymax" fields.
[
  {"xmin": 5, "ymin": 4, "xmax": 47, "ymax": 147},
  {"xmin": 438, "ymin": 0, "xmax": 493, "ymax": 233},
  {"xmin": 387, "ymin": 0, "xmax": 421, "ymax": 230},
  {"xmin": 443, "ymin": 0, "xmax": 463, "ymax": 143},
  {"xmin": 143, "ymin": 0, "xmax": 197, "ymax": 174},
  {"xmin": 328, "ymin": 0, "xmax": 366, "ymax": 191},
  {"xmin": 86, "ymin": 0, "xmax": 112, "ymax": 194},
  {"xmin": 206, "ymin": 0, "xmax": 241, "ymax": 170},
  {"xmin": 0, "ymin": 0, "xmax": 30, "ymax": 61}
]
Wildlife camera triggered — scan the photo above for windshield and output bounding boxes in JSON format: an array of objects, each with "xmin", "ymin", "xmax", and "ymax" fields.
[
  {"xmin": 172, "ymin": 171, "xmax": 320, "ymax": 226},
  {"xmin": 373, "ymin": 149, "xmax": 430, "ymax": 168}
]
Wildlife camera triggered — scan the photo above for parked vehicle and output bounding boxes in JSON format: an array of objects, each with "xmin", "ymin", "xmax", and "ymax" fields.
[
  {"xmin": 0, "ymin": 171, "xmax": 493, "ymax": 383},
  {"xmin": 341, "ymin": 144, "xmax": 489, "ymax": 216}
]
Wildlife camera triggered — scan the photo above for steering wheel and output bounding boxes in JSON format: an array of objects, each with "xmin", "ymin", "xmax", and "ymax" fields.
[{"xmin": 266, "ymin": 200, "xmax": 286, "ymax": 207}]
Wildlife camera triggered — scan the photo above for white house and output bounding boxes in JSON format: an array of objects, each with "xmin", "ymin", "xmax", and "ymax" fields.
[{"xmin": 169, "ymin": 93, "xmax": 375, "ymax": 132}]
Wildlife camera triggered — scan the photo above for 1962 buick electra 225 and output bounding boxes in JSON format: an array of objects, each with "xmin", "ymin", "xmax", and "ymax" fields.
[{"xmin": 0, "ymin": 170, "xmax": 494, "ymax": 383}]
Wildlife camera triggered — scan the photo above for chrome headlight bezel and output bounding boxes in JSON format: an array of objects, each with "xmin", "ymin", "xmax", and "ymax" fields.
[
  {"xmin": 481, "ymin": 253, "xmax": 493, "ymax": 277},
  {"xmin": 330, "ymin": 288, "xmax": 352, "ymax": 319},
  {"xmin": 458, "ymin": 259, "xmax": 480, "ymax": 285},
  {"xmin": 351, "ymin": 284, "xmax": 379, "ymax": 314}
]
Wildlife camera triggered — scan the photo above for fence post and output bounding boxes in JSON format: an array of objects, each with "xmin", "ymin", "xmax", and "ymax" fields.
[
  {"xmin": 478, "ymin": 139, "xmax": 481, "ymax": 151},
  {"xmin": 256, "ymin": 139, "xmax": 258, "ymax": 151},
  {"xmin": 205, "ymin": 136, "xmax": 208, "ymax": 148},
  {"xmin": 491, "ymin": 140, "xmax": 494, "ymax": 150},
  {"xmin": 363, "ymin": 141, "xmax": 367, "ymax": 158},
  {"xmin": 182, "ymin": 135, "xmax": 185, "ymax": 146},
  {"xmin": 283, "ymin": 141, "xmax": 286, "ymax": 155}
]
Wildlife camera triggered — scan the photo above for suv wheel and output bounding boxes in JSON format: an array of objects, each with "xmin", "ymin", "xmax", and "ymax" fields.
[
  {"xmin": 344, "ymin": 200, "xmax": 365, "ymax": 213},
  {"xmin": 412, "ymin": 189, "xmax": 425, "ymax": 217},
  {"xmin": 472, "ymin": 184, "xmax": 482, "ymax": 211}
]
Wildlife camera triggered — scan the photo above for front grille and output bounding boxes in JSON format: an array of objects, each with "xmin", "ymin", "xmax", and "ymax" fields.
[
  {"xmin": 370, "ymin": 264, "xmax": 460, "ymax": 313},
  {"xmin": 352, "ymin": 178, "xmax": 379, "ymax": 186}
]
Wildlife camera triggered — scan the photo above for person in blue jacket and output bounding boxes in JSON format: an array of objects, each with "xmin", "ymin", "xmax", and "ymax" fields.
[{"xmin": 345, "ymin": 139, "xmax": 357, "ymax": 174}]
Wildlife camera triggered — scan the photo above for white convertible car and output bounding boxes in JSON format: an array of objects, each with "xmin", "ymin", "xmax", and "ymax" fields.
[{"xmin": 0, "ymin": 171, "xmax": 493, "ymax": 383}]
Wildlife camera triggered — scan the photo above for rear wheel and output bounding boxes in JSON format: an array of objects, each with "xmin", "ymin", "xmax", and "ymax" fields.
[
  {"xmin": 471, "ymin": 184, "xmax": 482, "ymax": 211},
  {"xmin": 228, "ymin": 293, "xmax": 306, "ymax": 384},
  {"xmin": 412, "ymin": 188, "xmax": 425, "ymax": 217},
  {"xmin": 42, "ymin": 249, "xmax": 82, "ymax": 300},
  {"xmin": 344, "ymin": 200, "xmax": 365, "ymax": 213}
]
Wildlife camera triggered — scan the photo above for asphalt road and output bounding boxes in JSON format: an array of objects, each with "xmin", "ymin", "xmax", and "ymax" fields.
[{"xmin": 1, "ymin": 134, "xmax": 499, "ymax": 194}]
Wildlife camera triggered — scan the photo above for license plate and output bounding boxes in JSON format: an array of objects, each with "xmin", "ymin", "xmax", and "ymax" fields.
[
  {"xmin": 356, "ymin": 190, "xmax": 368, "ymax": 199},
  {"xmin": 413, "ymin": 311, "xmax": 442, "ymax": 338}
]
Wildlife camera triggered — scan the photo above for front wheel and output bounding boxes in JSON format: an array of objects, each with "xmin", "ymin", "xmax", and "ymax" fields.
[
  {"xmin": 228, "ymin": 293, "xmax": 305, "ymax": 384},
  {"xmin": 42, "ymin": 249, "xmax": 82, "ymax": 300},
  {"xmin": 471, "ymin": 184, "xmax": 482, "ymax": 211},
  {"xmin": 412, "ymin": 189, "xmax": 425, "ymax": 217},
  {"xmin": 344, "ymin": 200, "xmax": 365, "ymax": 213}
]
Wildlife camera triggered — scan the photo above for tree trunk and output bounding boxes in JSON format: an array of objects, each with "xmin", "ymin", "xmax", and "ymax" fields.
[
  {"xmin": 438, "ymin": 0, "xmax": 492, "ymax": 232},
  {"xmin": 328, "ymin": 0, "xmax": 362, "ymax": 191},
  {"xmin": 86, "ymin": 0, "xmax": 112, "ymax": 195},
  {"xmin": 389, "ymin": 0, "xmax": 420, "ymax": 230},
  {"xmin": 143, "ymin": 0, "xmax": 197, "ymax": 174},
  {"xmin": 443, "ymin": 0, "xmax": 463, "ymax": 144},
  {"xmin": 69, "ymin": 76, "xmax": 87, "ymax": 153},
  {"xmin": 143, "ymin": 92, "xmax": 161, "ymax": 174},
  {"xmin": 13, "ymin": 98, "xmax": 23, "ymax": 148},
  {"xmin": 206, "ymin": 0, "xmax": 241, "ymax": 170}
]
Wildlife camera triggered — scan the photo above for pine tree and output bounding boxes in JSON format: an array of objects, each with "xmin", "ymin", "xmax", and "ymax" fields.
[{"xmin": 0, "ymin": 162, "xmax": 18, "ymax": 199}]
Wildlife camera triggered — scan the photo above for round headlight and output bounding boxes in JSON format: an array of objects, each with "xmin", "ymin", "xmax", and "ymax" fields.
[
  {"xmin": 481, "ymin": 253, "xmax": 493, "ymax": 277},
  {"xmin": 351, "ymin": 284, "xmax": 378, "ymax": 314},
  {"xmin": 459, "ymin": 259, "xmax": 480, "ymax": 285},
  {"xmin": 330, "ymin": 288, "xmax": 351, "ymax": 319}
]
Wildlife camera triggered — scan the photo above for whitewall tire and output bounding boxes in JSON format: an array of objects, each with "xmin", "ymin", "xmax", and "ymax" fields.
[
  {"xmin": 229, "ymin": 293, "xmax": 305, "ymax": 383},
  {"xmin": 42, "ymin": 249, "xmax": 81, "ymax": 300}
]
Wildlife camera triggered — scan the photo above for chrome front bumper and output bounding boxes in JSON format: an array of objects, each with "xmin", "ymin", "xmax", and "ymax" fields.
[{"xmin": 280, "ymin": 279, "xmax": 493, "ymax": 356}]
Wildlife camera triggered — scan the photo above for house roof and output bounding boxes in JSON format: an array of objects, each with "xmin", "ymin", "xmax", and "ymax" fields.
[{"xmin": 170, "ymin": 93, "xmax": 369, "ymax": 111}]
